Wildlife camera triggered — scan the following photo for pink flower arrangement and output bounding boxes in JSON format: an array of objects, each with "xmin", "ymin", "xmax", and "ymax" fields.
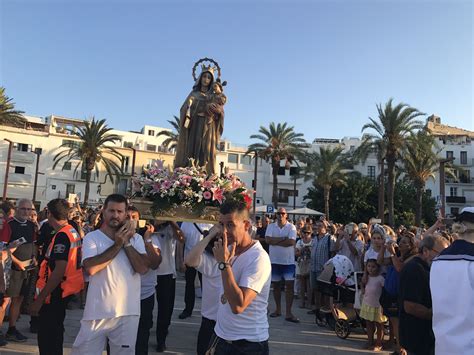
[{"xmin": 132, "ymin": 160, "xmax": 253, "ymax": 215}]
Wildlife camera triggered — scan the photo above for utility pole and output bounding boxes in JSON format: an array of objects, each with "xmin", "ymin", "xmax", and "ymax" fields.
[{"xmin": 2, "ymin": 139, "xmax": 13, "ymax": 201}]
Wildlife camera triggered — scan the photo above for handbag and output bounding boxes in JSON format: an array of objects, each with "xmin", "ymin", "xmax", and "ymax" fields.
[{"xmin": 298, "ymin": 258, "xmax": 311, "ymax": 276}]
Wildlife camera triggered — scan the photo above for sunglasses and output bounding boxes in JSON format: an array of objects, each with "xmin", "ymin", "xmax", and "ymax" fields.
[
  {"xmin": 302, "ymin": 231, "xmax": 312, "ymax": 235},
  {"xmin": 276, "ymin": 212, "xmax": 286, "ymax": 216},
  {"xmin": 18, "ymin": 208, "xmax": 33, "ymax": 211}
]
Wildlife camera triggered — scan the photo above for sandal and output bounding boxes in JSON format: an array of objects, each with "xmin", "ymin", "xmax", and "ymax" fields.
[
  {"xmin": 285, "ymin": 317, "xmax": 300, "ymax": 323},
  {"xmin": 269, "ymin": 312, "xmax": 281, "ymax": 318}
]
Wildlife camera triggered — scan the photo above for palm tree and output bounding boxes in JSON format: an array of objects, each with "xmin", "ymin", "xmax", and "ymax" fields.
[
  {"xmin": 354, "ymin": 134, "xmax": 387, "ymax": 223},
  {"xmin": 246, "ymin": 122, "xmax": 308, "ymax": 208},
  {"xmin": 362, "ymin": 99, "xmax": 425, "ymax": 226},
  {"xmin": 53, "ymin": 118, "xmax": 124, "ymax": 206},
  {"xmin": 157, "ymin": 116, "xmax": 180, "ymax": 151},
  {"xmin": 403, "ymin": 131, "xmax": 455, "ymax": 226},
  {"xmin": 304, "ymin": 146, "xmax": 348, "ymax": 219},
  {"xmin": 0, "ymin": 87, "xmax": 26, "ymax": 127}
]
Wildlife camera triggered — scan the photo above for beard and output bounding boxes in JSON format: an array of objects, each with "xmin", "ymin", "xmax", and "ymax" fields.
[{"xmin": 107, "ymin": 218, "xmax": 123, "ymax": 230}]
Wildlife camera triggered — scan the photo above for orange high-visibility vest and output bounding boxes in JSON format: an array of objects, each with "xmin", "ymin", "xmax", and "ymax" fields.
[{"xmin": 36, "ymin": 224, "xmax": 84, "ymax": 304}]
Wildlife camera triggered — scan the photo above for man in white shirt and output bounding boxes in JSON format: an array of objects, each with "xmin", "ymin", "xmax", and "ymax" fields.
[
  {"xmin": 431, "ymin": 207, "xmax": 474, "ymax": 355},
  {"xmin": 153, "ymin": 221, "xmax": 185, "ymax": 352},
  {"xmin": 209, "ymin": 200, "xmax": 271, "ymax": 355},
  {"xmin": 265, "ymin": 208, "xmax": 299, "ymax": 323},
  {"xmin": 185, "ymin": 226, "xmax": 221, "ymax": 355},
  {"xmin": 71, "ymin": 194, "xmax": 149, "ymax": 355},
  {"xmin": 127, "ymin": 206, "xmax": 162, "ymax": 355},
  {"xmin": 178, "ymin": 222, "xmax": 212, "ymax": 319}
]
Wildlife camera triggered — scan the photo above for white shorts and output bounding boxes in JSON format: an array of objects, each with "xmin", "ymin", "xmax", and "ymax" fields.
[{"xmin": 71, "ymin": 315, "xmax": 140, "ymax": 355}]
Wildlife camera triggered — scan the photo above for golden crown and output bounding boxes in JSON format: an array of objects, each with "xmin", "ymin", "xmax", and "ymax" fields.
[
  {"xmin": 200, "ymin": 64, "xmax": 216, "ymax": 76},
  {"xmin": 192, "ymin": 58, "xmax": 221, "ymax": 81}
]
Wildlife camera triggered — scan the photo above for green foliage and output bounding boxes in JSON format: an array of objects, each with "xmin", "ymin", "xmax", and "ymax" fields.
[
  {"xmin": 303, "ymin": 146, "xmax": 349, "ymax": 218},
  {"xmin": 247, "ymin": 122, "xmax": 308, "ymax": 207},
  {"xmin": 0, "ymin": 87, "xmax": 26, "ymax": 127},
  {"xmin": 393, "ymin": 179, "xmax": 437, "ymax": 227},
  {"xmin": 157, "ymin": 115, "xmax": 180, "ymax": 150},
  {"xmin": 305, "ymin": 172, "xmax": 378, "ymax": 224},
  {"xmin": 361, "ymin": 98, "xmax": 425, "ymax": 226},
  {"xmin": 403, "ymin": 130, "xmax": 439, "ymax": 187},
  {"xmin": 52, "ymin": 117, "xmax": 124, "ymax": 205},
  {"xmin": 304, "ymin": 173, "xmax": 437, "ymax": 226}
]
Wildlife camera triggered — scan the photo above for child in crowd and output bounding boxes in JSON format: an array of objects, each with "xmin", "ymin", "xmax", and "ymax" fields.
[
  {"xmin": 360, "ymin": 259, "xmax": 387, "ymax": 352},
  {"xmin": 364, "ymin": 225, "xmax": 391, "ymax": 274},
  {"xmin": 295, "ymin": 224, "xmax": 313, "ymax": 308}
]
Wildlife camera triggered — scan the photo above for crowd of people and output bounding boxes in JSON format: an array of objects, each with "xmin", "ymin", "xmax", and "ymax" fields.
[{"xmin": 0, "ymin": 196, "xmax": 472, "ymax": 355}]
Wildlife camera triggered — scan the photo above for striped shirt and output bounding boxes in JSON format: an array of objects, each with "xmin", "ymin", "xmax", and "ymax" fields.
[{"xmin": 311, "ymin": 233, "xmax": 336, "ymax": 273}]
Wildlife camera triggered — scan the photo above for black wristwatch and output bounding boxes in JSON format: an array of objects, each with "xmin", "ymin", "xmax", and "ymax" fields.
[{"xmin": 218, "ymin": 262, "xmax": 228, "ymax": 271}]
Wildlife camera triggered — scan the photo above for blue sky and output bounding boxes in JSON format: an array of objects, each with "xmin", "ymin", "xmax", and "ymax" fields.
[{"xmin": 1, "ymin": 0, "xmax": 472, "ymax": 145}]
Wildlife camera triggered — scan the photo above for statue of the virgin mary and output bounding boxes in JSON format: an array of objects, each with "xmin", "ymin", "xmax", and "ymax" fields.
[{"xmin": 174, "ymin": 58, "xmax": 226, "ymax": 175}]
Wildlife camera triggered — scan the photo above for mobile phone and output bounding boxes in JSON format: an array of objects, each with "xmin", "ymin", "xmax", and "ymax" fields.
[
  {"xmin": 138, "ymin": 219, "xmax": 147, "ymax": 229},
  {"xmin": 345, "ymin": 225, "xmax": 353, "ymax": 235},
  {"xmin": 370, "ymin": 218, "xmax": 382, "ymax": 224},
  {"xmin": 7, "ymin": 237, "xmax": 27, "ymax": 249}
]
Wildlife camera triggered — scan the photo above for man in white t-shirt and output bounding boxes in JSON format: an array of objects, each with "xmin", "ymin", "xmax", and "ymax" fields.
[
  {"xmin": 153, "ymin": 221, "xmax": 185, "ymax": 352},
  {"xmin": 178, "ymin": 222, "xmax": 212, "ymax": 319},
  {"xmin": 127, "ymin": 206, "xmax": 162, "ymax": 355},
  {"xmin": 431, "ymin": 207, "xmax": 474, "ymax": 355},
  {"xmin": 209, "ymin": 200, "xmax": 271, "ymax": 355},
  {"xmin": 265, "ymin": 207, "xmax": 299, "ymax": 322},
  {"xmin": 71, "ymin": 194, "xmax": 149, "ymax": 355},
  {"xmin": 185, "ymin": 226, "xmax": 221, "ymax": 355}
]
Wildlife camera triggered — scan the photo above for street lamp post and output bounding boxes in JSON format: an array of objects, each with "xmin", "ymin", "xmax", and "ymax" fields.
[
  {"xmin": 253, "ymin": 153, "xmax": 258, "ymax": 216},
  {"xmin": 131, "ymin": 147, "xmax": 137, "ymax": 176},
  {"xmin": 32, "ymin": 148, "xmax": 42, "ymax": 202},
  {"xmin": 2, "ymin": 139, "xmax": 13, "ymax": 201},
  {"xmin": 291, "ymin": 161, "xmax": 301, "ymax": 221},
  {"xmin": 439, "ymin": 157, "xmax": 454, "ymax": 217},
  {"xmin": 378, "ymin": 158, "xmax": 385, "ymax": 224}
]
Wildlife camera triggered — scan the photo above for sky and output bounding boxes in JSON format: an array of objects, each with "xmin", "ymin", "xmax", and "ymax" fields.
[{"xmin": 0, "ymin": 0, "xmax": 472, "ymax": 146}]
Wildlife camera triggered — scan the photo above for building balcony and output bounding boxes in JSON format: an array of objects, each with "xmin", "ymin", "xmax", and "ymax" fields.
[
  {"xmin": 445, "ymin": 177, "xmax": 474, "ymax": 184},
  {"xmin": 9, "ymin": 173, "xmax": 32, "ymax": 184},
  {"xmin": 446, "ymin": 196, "xmax": 466, "ymax": 204},
  {"xmin": 11, "ymin": 151, "xmax": 35, "ymax": 164}
]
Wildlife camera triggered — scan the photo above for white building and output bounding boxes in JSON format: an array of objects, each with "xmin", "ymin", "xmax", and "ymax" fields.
[
  {"xmin": 425, "ymin": 115, "xmax": 474, "ymax": 215},
  {"xmin": 0, "ymin": 115, "xmax": 172, "ymax": 208},
  {"xmin": 2, "ymin": 113, "xmax": 472, "ymax": 216}
]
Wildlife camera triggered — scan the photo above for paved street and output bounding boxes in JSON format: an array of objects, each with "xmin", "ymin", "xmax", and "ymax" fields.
[{"xmin": 0, "ymin": 277, "xmax": 392, "ymax": 355}]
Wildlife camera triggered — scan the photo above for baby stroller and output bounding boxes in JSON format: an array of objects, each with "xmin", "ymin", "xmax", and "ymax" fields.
[{"xmin": 317, "ymin": 255, "xmax": 364, "ymax": 339}]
